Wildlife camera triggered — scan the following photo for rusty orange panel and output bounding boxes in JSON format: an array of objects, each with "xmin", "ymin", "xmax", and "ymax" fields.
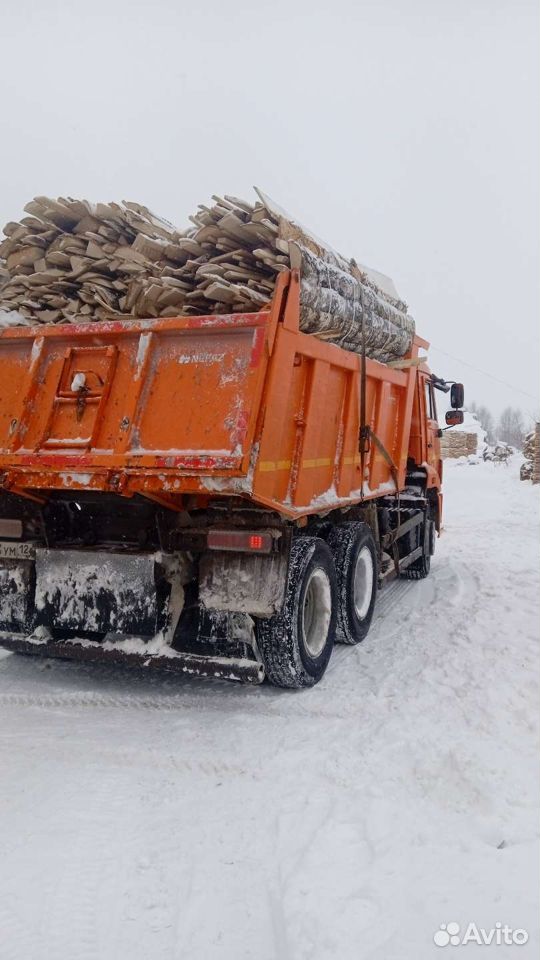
[{"xmin": 0, "ymin": 312, "xmax": 270, "ymax": 477}]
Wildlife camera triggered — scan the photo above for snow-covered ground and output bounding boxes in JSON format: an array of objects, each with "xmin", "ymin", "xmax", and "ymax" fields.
[{"xmin": 0, "ymin": 458, "xmax": 538, "ymax": 959}]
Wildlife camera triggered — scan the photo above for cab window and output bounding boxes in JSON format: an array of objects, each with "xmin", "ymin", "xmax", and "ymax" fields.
[{"xmin": 424, "ymin": 380, "xmax": 436, "ymax": 420}]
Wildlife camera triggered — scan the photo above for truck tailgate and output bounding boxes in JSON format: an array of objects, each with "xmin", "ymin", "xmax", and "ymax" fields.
[{"xmin": 0, "ymin": 311, "xmax": 269, "ymax": 495}]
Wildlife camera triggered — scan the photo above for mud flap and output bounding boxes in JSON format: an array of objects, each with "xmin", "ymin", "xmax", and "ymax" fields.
[
  {"xmin": 0, "ymin": 559, "xmax": 35, "ymax": 632},
  {"xmin": 198, "ymin": 550, "xmax": 287, "ymax": 617},
  {"xmin": 34, "ymin": 549, "xmax": 184, "ymax": 637}
]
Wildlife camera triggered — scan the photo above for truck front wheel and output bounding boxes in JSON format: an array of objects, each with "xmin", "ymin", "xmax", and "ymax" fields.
[
  {"xmin": 257, "ymin": 537, "xmax": 337, "ymax": 688},
  {"xmin": 327, "ymin": 522, "xmax": 378, "ymax": 644}
]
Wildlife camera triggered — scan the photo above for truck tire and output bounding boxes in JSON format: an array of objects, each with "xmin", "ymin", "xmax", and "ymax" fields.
[
  {"xmin": 327, "ymin": 522, "xmax": 378, "ymax": 644},
  {"xmin": 257, "ymin": 537, "xmax": 337, "ymax": 688},
  {"xmin": 403, "ymin": 517, "xmax": 435, "ymax": 580}
]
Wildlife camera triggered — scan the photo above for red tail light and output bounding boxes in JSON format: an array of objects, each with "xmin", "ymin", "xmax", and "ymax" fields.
[{"xmin": 207, "ymin": 530, "xmax": 273, "ymax": 553}]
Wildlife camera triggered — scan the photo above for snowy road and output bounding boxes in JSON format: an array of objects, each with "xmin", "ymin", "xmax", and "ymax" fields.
[{"xmin": 0, "ymin": 459, "xmax": 538, "ymax": 959}]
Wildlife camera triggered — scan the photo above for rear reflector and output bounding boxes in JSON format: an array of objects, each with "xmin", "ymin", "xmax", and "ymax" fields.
[{"xmin": 207, "ymin": 529, "xmax": 273, "ymax": 553}]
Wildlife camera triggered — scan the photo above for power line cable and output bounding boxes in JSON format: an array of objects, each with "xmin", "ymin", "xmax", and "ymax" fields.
[{"xmin": 428, "ymin": 344, "xmax": 539, "ymax": 404}]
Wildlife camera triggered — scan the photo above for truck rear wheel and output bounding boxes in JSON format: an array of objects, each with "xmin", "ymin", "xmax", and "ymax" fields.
[
  {"xmin": 327, "ymin": 522, "xmax": 378, "ymax": 644},
  {"xmin": 257, "ymin": 537, "xmax": 337, "ymax": 688}
]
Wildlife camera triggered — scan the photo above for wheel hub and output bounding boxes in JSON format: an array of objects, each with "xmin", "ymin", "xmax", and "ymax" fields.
[
  {"xmin": 302, "ymin": 568, "xmax": 331, "ymax": 657},
  {"xmin": 353, "ymin": 545, "xmax": 374, "ymax": 620}
]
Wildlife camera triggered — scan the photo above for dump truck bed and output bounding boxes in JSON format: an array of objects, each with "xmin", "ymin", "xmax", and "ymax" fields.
[{"xmin": 0, "ymin": 272, "xmax": 427, "ymax": 516}]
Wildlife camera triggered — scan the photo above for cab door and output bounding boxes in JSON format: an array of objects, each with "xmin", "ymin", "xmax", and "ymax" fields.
[{"xmin": 421, "ymin": 374, "xmax": 441, "ymax": 480}]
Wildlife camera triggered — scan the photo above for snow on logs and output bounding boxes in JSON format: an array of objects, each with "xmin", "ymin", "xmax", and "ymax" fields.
[
  {"xmin": 0, "ymin": 189, "xmax": 414, "ymax": 363},
  {"xmin": 520, "ymin": 426, "xmax": 540, "ymax": 482}
]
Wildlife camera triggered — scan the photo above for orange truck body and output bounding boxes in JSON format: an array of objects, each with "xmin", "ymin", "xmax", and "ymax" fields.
[
  {"xmin": 0, "ymin": 268, "xmax": 448, "ymax": 686},
  {"xmin": 0, "ymin": 271, "xmax": 442, "ymax": 516}
]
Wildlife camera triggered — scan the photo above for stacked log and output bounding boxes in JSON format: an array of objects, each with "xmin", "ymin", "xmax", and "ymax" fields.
[
  {"xmin": 0, "ymin": 189, "xmax": 414, "ymax": 364},
  {"xmin": 466, "ymin": 434, "xmax": 477, "ymax": 455},
  {"xmin": 440, "ymin": 431, "xmax": 478, "ymax": 459},
  {"xmin": 521, "ymin": 425, "xmax": 540, "ymax": 482},
  {"xmin": 291, "ymin": 243, "xmax": 413, "ymax": 362}
]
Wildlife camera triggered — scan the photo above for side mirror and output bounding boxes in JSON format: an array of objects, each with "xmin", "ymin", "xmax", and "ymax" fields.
[
  {"xmin": 446, "ymin": 410, "xmax": 464, "ymax": 426},
  {"xmin": 450, "ymin": 383, "xmax": 464, "ymax": 409}
]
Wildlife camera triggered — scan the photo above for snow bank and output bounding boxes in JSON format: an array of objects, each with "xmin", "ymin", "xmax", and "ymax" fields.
[{"xmin": 461, "ymin": 410, "xmax": 488, "ymax": 446}]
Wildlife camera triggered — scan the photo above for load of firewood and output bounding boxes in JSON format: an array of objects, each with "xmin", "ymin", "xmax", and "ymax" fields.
[{"xmin": 0, "ymin": 189, "xmax": 414, "ymax": 363}]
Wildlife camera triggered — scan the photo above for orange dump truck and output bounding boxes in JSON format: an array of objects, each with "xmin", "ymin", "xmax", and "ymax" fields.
[{"xmin": 0, "ymin": 270, "xmax": 464, "ymax": 686}]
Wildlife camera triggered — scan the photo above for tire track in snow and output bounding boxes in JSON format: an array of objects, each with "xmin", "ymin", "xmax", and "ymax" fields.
[
  {"xmin": 373, "ymin": 578, "xmax": 416, "ymax": 622},
  {"xmin": 0, "ymin": 688, "xmax": 200, "ymax": 712}
]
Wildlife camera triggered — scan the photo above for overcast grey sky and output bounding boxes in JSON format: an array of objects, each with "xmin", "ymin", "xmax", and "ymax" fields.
[{"xmin": 1, "ymin": 0, "xmax": 538, "ymax": 420}]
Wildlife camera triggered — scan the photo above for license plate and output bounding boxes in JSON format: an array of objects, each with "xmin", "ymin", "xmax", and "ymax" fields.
[{"xmin": 0, "ymin": 541, "xmax": 36, "ymax": 561}]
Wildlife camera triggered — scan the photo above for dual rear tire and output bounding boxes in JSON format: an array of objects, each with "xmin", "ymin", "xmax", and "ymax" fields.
[
  {"xmin": 257, "ymin": 537, "xmax": 337, "ymax": 688},
  {"xmin": 258, "ymin": 523, "xmax": 378, "ymax": 688},
  {"xmin": 327, "ymin": 522, "xmax": 378, "ymax": 645}
]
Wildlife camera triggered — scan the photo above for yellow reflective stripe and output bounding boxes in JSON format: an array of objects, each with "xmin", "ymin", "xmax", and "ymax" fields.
[
  {"xmin": 259, "ymin": 460, "xmax": 291, "ymax": 473},
  {"xmin": 302, "ymin": 457, "xmax": 332, "ymax": 468},
  {"xmin": 260, "ymin": 455, "xmax": 365, "ymax": 473}
]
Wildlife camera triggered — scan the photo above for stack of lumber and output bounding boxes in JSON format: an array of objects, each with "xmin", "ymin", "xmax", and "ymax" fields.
[
  {"xmin": 520, "ymin": 426, "xmax": 540, "ymax": 482},
  {"xmin": 440, "ymin": 431, "xmax": 478, "ymax": 459},
  {"xmin": 0, "ymin": 189, "xmax": 415, "ymax": 363},
  {"xmin": 466, "ymin": 434, "xmax": 478, "ymax": 455}
]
